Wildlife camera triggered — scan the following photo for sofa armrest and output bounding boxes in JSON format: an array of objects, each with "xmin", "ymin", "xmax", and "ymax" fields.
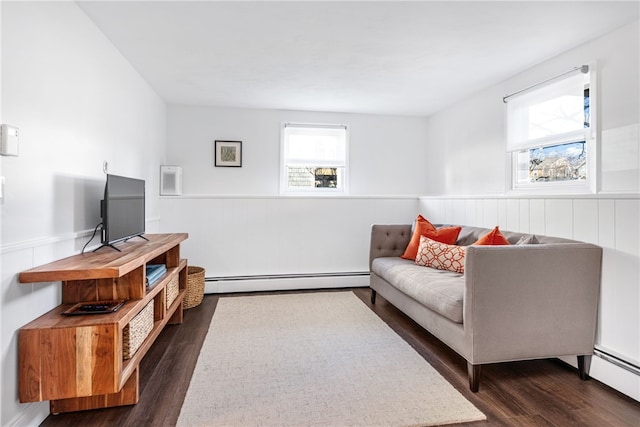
[
  {"xmin": 464, "ymin": 243, "xmax": 602, "ymax": 364},
  {"xmin": 369, "ymin": 224, "xmax": 412, "ymax": 270}
]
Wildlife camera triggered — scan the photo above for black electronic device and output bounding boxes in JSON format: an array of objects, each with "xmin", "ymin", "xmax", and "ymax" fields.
[
  {"xmin": 99, "ymin": 174, "xmax": 146, "ymax": 251},
  {"xmin": 61, "ymin": 300, "xmax": 126, "ymax": 315}
]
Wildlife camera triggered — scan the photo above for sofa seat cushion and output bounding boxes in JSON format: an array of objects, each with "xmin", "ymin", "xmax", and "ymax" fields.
[{"xmin": 371, "ymin": 257, "xmax": 464, "ymax": 323}]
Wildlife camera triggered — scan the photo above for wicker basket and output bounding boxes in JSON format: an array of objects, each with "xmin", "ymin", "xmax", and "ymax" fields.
[
  {"xmin": 184, "ymin": 266, "xmax": 205, "ymax": 309},
  {"xmin": 166, "ymin": 275, "xmax": 179, "ymax": 308},
  {"xmin": 123, "ymin": 301, "xmax": 154, "ymax": 359}
]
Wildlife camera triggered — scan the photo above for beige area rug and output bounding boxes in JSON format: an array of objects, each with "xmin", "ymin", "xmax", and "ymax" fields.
[{"xmin": 177, "ymin": 292, "xmax": 485, "ymax": 426}]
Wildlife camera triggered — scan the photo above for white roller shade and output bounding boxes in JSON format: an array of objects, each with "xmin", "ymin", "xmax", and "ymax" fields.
[
  {"xmin": 506, "ymin": 70, "xmax": 588, "ymax": 152},
  {"xmin": 283, "ymin": 125, "xmax": 346, "ymax": 167}
]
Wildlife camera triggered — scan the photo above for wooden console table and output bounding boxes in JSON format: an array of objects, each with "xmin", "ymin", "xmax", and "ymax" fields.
[{"xmin": 17, "ymin": 233, "xmax": 188, "ymax": 413}]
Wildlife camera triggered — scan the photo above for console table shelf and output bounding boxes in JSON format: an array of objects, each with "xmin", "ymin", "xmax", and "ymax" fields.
[{"xmin": 17, "ymin": 233, "xmax": 188, "ymax": 414}]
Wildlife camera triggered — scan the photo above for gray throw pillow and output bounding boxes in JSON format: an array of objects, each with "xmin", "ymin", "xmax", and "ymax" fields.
[{"xmin": 515, "ymin": 234, "xmax": 540, "ymax": 245}]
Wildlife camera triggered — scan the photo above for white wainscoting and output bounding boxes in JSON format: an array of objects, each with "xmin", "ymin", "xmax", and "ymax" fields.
[
  {"xmin": 159, "ymin": 196, "xmax": 418, "ymax": 293},
  {"xmin": 419, "ymin": 195, "xmax": 640, "ymax": 401}
]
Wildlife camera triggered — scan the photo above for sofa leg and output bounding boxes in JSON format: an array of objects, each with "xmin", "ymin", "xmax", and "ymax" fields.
[
  {"xmin": 578, "ymin": 355, "xmax": 592, "ymax": 381},
  {"xmin": 370, "ymin": 289, "xmax": 377, "ymax": 304},
  {"xmin": 467, "ymin": 363, "xmax": 481, "ymax": 392}
]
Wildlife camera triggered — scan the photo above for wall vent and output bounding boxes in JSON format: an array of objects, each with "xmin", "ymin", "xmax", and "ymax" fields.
[{"xmin": 160, "ymin": 165, "xmax": 183, "ymax": 196}]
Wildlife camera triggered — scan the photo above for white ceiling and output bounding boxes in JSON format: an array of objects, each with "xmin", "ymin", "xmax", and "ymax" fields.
[{"xmin": 77, "ymin": 1, "xmax": 639, "ymax": 116}]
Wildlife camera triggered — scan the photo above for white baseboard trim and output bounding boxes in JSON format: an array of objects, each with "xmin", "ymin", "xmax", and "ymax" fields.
[
  {"xmin": 205, "ymin": 274, "xmax": 370, "ymax": 294},
  {"xmin": 590, "ymin": 354, "xmax": 640, "ymax": 401},
  {"xmin": 6, "ymin": 401, "xmax": 49, "ymax": 427},
  {"xmin": 557, "ymin": 353, "xmax": 639, "ymax": 402}
]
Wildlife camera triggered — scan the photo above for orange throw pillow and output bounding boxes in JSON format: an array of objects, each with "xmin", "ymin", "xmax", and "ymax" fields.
[
  {"xmin": 401, "ymin": 216, "xmax": 462, "ymax": 260},
  {"xmin": 473, "ymin": 226, "xmax": 511, "ymax": 246},
  {"xmin": 429, "ymin": 226, "xmax": 463, "ymax": 245},
  {"xmin": 401, "ymin": 215, "xmax": 436, "ymax": 260}
]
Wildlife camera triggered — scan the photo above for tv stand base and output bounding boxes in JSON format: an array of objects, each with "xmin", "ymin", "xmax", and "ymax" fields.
[{"xmin": 93, "ymin": 243, "xmax": 121, "ymax": 252}]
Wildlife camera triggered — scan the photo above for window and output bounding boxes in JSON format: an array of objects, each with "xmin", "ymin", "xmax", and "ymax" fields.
[
  {"xmin": 506, "ymin": 65, "xmax": 595, "ymax": 192},
  {"xmin": 280, "ymin": 123, "xmax": 348, "ymax": 194}
]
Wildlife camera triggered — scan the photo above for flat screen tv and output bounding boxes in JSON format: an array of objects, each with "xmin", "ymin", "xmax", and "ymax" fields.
[{"xmin": 100, "ymin": 174, "xmax": 146, "ymax": 250}]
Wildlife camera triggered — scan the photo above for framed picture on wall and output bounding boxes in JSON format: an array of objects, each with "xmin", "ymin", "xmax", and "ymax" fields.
[{"xmin": 214, "ymin": 140, "xmax": 242, "ymax": 167}]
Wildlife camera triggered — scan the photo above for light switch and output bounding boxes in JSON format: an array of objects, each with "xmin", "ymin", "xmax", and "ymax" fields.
[{"xmin": 1, "ymin": 124, "xmax": 19, "ymax": 156}]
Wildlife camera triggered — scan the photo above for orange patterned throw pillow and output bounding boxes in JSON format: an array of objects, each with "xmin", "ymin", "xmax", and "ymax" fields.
[
  {"xmin": 473, "ymin": 226, "xmax": 511, "ymax": 246},
  {"xmin": 415, "ymin": 236, "xmax": 466, "ymax": 274},
  {"xmin": 401, "ymin": 215, "xmax": 462, "ymax": 260}
]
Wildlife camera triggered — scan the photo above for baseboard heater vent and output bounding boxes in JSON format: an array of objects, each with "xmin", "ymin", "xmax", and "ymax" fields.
[
  {"xmin": 594, "ymin": 348, "xmax": 640, "ymax": 376},
  {"xmin": 206, "ymin": 271, "xmax": 370, "ymax": 282}
]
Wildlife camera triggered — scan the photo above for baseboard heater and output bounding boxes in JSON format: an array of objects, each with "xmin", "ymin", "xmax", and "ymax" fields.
[
  {"xmin": 594, "ymin": 348, "xmax": 640, "ymax": 376},
  {"xmin": 206, "ymin": 271, "xmax": 370, "ymax": 282},
  {"xmin": 204, "ymin": 271, "xmax": 370, "ymax": 294}
]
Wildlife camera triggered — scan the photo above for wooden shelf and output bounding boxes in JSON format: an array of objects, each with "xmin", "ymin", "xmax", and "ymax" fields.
[
  {"xmin": 19, "ymin": 233, "xmax": 187, "ymax": 283},
  {"xmin": 17, "ymin": 233, "xmax": 189, "ymax": 414}
]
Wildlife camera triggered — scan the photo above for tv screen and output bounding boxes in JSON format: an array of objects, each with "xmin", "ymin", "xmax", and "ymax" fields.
[{"xmin": 101, "ymin": 174, "xmax": 145, "ymax": 247}]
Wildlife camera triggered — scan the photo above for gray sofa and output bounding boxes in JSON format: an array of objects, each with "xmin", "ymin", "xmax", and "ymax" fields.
[{"xmin": 369, "ymin": 224, "xmax": 602, "ymax": 392}]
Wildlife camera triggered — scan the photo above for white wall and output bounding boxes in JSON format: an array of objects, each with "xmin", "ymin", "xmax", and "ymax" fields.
[
  {"xmin": 160, "ymin": 196, "xmax": 417, "ymax": 292},
  {"xmin": 166, "ymin": 105, "xmax": 429, "ymax": 196},
  {"xmin": 421, "ymin": 20, "xmax": 640, "ymax": 400},
  {"xmin": 0, "ymin": 3, "xmax": 166, "ymax": 425},
  {"xmin": 162, "ymin": 106, "xmax": 428, "ymax": 290},
  {"xmin": 0, "ymin": 2, "xmax": 4, "ymax": 423},
  {"xmin": 425, "ymin": 20, "xmax": 639, "ymax": 196}
]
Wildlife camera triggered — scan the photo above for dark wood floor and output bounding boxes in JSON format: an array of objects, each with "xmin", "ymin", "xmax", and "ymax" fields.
[{"xmin": 42, "ymin": 288, "xmax": 640, "ymax": 426}]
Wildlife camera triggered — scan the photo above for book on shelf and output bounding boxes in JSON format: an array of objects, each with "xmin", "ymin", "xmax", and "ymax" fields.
[{"xmin": 146, "ymin": 264, "xmax": 167, "ymax": 288}]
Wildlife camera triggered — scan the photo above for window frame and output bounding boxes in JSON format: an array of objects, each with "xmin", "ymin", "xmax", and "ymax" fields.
[
  {"xmin": 280, "ymin": 122, "xmax": 349, "ymax": 195},
  {"xmin": 506, "ymin": 64, "xmax": 597, "ymax": 194}
]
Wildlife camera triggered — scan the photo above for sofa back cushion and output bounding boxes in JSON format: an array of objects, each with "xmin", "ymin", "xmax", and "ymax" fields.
[{"xmin": 440, "ymin": 225, "xmax": 578, "ymax": 246}]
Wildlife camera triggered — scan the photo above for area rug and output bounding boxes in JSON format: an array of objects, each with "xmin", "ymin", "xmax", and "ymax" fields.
[{"xmin": 177, "ymin": 292, "xmax": 485, "ymax": 426}]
